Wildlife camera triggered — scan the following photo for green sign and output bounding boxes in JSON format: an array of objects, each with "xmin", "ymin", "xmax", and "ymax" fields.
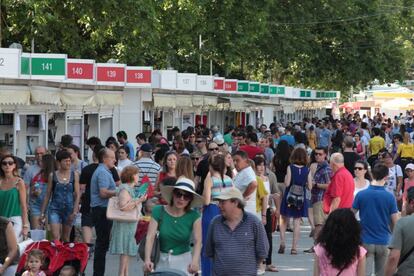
[
  {"xmin": 260, "ymin": 84, "xmax": 269, "ymax": 94},
  {"xmin": 31, "ymin": 57, "xmax": 65, "ymax": 76},
  {"xmin": 238, "ymin": 81, "xmax": 249, "ymax": 92},
  {"xmin": 269, "ymin": 85, "xmax": 277, "ymax": 95},
  {"xmin": 21, "ymin": 57, "xmax": 30, "ymax": 75},
  {"xmin": 277, "ymin": 86, "xmax": 285, "ymax": 95},
  {"xmin": 300, "ymin": 90, "xmax": 311, "ymax": 98},
  {"xmin": 249, "ymin": 83, "xmax": 260, "ymax": 93}
]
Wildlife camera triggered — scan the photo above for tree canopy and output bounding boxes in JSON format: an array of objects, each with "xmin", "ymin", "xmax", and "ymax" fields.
[{"xmin": 1, "ymin": 0, "xmax": 413, "ymax": 96}]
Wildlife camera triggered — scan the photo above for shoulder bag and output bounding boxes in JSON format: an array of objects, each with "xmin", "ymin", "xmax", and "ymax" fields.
[
  {"xmin": 138, "ymin": 206, "xmax": 164, "ymax": 266},
  {"xmin": 106, "ymin": 190, "xmax": 141, "ymax": 222},
  {"xmin": 286, "ymin": 165, "xmax": 305, "ymax": 210}
]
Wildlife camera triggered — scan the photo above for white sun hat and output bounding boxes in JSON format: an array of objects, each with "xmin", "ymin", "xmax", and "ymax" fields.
[{"xmin": 160, "ymin": 176, "xmax": 204, "ymax": 208}]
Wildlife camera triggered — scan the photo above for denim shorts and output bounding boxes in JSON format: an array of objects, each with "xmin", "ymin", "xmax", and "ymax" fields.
[
  {"xmin": 29, "ymin": 201, "xmax": 42, "ymax": 216},
  {"xmin": 48, "ymin": 208, "xmax": 73, "ymax": 226}
]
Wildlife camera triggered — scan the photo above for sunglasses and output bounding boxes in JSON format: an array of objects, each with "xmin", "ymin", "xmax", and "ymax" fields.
[
  {"xmin": 209, "ymin": 148, "xmax": 219, "ymax": 151},
  {"xmin": 354, "ymin": 167, "xmax": 365, "ymax": 171},
  {"xmin": 1, "ymin": 161, "xmax": 14, "ymax": 166},
  {"xmin": 191, "ymin": 157, "xmax": 200, "ymax": 161},
  {"xmin": 173, "ymin": 189, "xmax": 193, "ymax": 201}
]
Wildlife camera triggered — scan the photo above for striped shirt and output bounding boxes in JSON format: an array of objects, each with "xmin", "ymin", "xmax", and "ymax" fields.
[
  {"xmin": 205, "ymin": 211, "xmax": 269, "ymax": 276},
  {"xmin": 132, "ymin": 158, "xmax": 161, "ymax": 186}
]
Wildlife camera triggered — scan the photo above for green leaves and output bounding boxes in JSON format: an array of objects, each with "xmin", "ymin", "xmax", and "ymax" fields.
[{"xmin": 1, "ymin": 0, "xmax": 412, "ymax": 97}]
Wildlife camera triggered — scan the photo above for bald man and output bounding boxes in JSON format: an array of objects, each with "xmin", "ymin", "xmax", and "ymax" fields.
[{"xmin": 323, "ymin": 153, "xmax": 355, "ymax": 214}]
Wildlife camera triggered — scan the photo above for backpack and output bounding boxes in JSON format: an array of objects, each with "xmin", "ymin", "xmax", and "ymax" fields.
[{"xmin": 286, "ymin": 166, "xmax": 305, "ymax": 209}]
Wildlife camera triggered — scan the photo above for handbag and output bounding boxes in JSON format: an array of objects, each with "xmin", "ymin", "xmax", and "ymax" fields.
[
  {"xmin": 106, "ymin": 195, "xmax": 141, "ymax": 222},
  {"xmin": 138, "ymin": 206, "xmax": 164, "ymax": 266}
]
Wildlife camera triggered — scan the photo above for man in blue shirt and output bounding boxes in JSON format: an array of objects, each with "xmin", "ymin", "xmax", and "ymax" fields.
[
  {"xmin": 116, "ymin": 130, "xmax": 135, "ymax": 160},
  {"xmin": 279, "ymin": 126, "xmax": 295, "ymax": 147},
  {"xmin": 318, "ymin": 121, "xmax": 331, "ymax": 148},
  {"xmin": 90, "ymin": 148, "xmax": 117, "ymax": 276},
  {"xmin": 353, "ymin": 163, "xmax": 399, "ymax": 276}
]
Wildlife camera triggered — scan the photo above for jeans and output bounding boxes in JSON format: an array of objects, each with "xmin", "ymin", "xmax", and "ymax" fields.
[
  {"xmin": 265, "ymin": 208, "xmax": 273, "ymax": 265},
  {"xmin": 92, "ymin": 206, "xmax": 112, "ymax": 276},
  {"xmin": 363, "ymin": 243, "xmax": 389, "ymax": 276}
]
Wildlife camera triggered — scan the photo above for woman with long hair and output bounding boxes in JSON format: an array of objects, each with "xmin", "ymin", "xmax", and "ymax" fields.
[
  {"xmin": 223, "ymin": 151, "xmax": 235, "ymax": 179},
  {"xmin": 254, "ymin": 156, "xmax": 278, "ymax": 273},
  {"xmin": 155, "ymin": 152, "xmax": 178, "ymax": 199},
  {"xmin": 29, "ymin": 154, "xmax": 55, "ymax": 229},
  {"xmin": 353, "ymin": 160, "xmax": 371, "ymax": 221},
  {"xmin": 278, "ymin": 147, "xmax": 312, "ymax": 255},
  {"xmin": 314, "ymin": 208, "xmax": 366, "ymax": 276},
  {"xmin": 271, "ymin": 140, "xmax": 291, "ymax": 229},
  {"xmin": 174, "ymin": 135, "xmax": 190, "ymax": 156},
  {"xmin": 40, "ymin": 150, "xmax": 80, "ymax": 242},
  {"xmin": 175, "ymin": 156, "xmax": 194, "ymax": 180},
  {"xmin": 0, "ymin": 154, "xmax": 29, "ymax": 241},
  {"xmin": 354, "ymin": 132, "xmax": 366, "ymax": 161},
  {"xmin": 307, "ymin": 126, "xmax": 317, "ymax": 150},
  {"xmin": 201, "ymin": 154, "xmax": 233, "ymax": 276},
  {"xmin": 144, "ymin": 178, "xmax": 202, "ymax": 275}
]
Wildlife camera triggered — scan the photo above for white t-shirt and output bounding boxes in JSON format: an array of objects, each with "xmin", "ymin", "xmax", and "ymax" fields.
[
  {"xmin": 385, "ymin": 165, "xmax": 403, "ymax": 194},
  {"xmin": 234, "ymin": 166, "xmax": 257, "ymax": 214},
  {"xmin": 117, "ymin": 159, "xmax": 133, "ymax": 172},
  {"xmin": 354, "ymin": 178, "xmax": 370, "ymax": 221}
]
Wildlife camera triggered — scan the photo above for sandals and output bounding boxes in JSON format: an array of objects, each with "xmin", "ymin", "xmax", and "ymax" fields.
[
  {"xmin": 278, "ymin": 245, "xmax": 285, "ymax": 254},
  {"xmin": 291, "ymin": 248, "xmax": 298, "ymax": 255},
  {"xmin": 266, "ymin": 265, "xmax": 279, "ymax": 272}
]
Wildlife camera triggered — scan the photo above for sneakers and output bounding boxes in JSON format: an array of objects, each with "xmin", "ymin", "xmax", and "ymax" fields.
[
  {"xmin": 304, "ymin": 247, "xmax": 315, "ymax": 253},
  {"xmin": 257, "ymin": 269, "xmax": 266, "ymax": 275}
]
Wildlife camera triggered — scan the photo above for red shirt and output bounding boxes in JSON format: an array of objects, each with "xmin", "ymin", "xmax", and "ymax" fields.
[
  {"xmin": 239, "ymin": 145, "xmax": 264, "ymax": 160},
  {"xmin": 323, "ymin": 166, "xmax": 355, "ymax": 214}
]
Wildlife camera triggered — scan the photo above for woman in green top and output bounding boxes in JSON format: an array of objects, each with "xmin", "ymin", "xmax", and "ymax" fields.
[
  {"xmin": 144, "ymin": 177, "xmax": 203, "ymax": 275},
  {"xmin": 0, "ymin": 154, "xmax": 29, "ymax": 241}
]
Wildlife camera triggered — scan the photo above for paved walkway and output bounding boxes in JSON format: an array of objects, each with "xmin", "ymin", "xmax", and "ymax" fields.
[{"xmin": 84, "ymin": 224, "xmax": 315, "ymax": 275}]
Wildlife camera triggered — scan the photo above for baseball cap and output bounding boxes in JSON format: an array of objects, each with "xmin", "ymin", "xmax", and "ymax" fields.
[
  {"xmin": 213, "ymin": 187, "xmax": 244, "ymax": 202},
  {"xmin": 140, "ymin": 143, "xmax": 153, "ymax": 153},
  {"xmin": 405, "ymin": 163, "xmax": 414, "ymax": 171}
]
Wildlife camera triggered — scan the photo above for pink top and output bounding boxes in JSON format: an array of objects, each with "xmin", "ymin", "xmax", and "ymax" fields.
[
  {"xmin": 22, "ymin": 271, "xmax": 46, "ymax": 276},
  {"xmin": 314, "ymin": 244, "xmax": 366, "ymax": 276},
  {"xmin": 403, "ymin": 178, "xmax": 414, "ymax": 203}
]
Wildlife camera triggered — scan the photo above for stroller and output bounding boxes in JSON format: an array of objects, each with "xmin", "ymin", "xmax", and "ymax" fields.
[
  {"xmin": 149, "ymin": 269, "xmax": 189, "ymax": 276},
  {"xmin": 16, "ymin": 240, "xmax": 89, "ymax": 276}
]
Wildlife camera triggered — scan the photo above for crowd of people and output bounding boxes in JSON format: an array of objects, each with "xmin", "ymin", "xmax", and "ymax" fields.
[{"xmin": 1, "ymin": 112, "xmax": 414, "ymax": 275}]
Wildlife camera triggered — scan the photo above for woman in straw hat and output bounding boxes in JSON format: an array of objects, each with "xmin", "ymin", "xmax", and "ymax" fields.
[{"xmin": 144, "ymin": 177, "xmax": 203, "ymax": 275}]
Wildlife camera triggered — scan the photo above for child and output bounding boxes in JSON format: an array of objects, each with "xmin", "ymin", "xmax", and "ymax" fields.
[
  {"xmin": 314, "ymin": 209, "xmax": 366, "ymax": 276},
  {"xmin": 135, "ymin": 198, "xmax": 157, "ymax": 244},
  {"xmin": 58, "ymin": 265, "xmax": 77, "ymax": 276},
  {"xmin": 402, "ymin": 163, "xmax": 414, "ymax": 216},
  {"xmin": 22, "ymin": 249, "xmax": 46, "ymax": 276}
]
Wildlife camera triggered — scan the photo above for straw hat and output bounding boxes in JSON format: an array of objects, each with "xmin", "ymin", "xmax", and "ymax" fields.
[{"xmin": 160, "ymin": 177, "xmax": 204, "ymax": 208}]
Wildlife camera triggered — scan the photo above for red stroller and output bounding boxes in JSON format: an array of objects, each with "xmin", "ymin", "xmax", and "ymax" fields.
[{"xmin": 16, "ymin": 240, "xmax": 89, "ymax": 276}]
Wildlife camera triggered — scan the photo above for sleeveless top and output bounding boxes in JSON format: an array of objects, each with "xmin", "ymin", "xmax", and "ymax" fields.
[
  {"xmin": 0, "ymin": 179, "xmax": 22, "ymax": 217},
  {"xmin": 211, "ymin": 176, "xmax": 233, "ymax": 199},
  {"xmin": 49, "ymin": 171, "xmax": 75, "ymax": 210},
  {"xmin": 0, "ymin": 217, "xmax": 9, "ymax": 263}
]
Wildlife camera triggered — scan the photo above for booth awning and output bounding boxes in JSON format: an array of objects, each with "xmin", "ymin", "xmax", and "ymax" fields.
[
  {"xmin": 203, "ymin": 96, "xmax": 217, "ymax": 106},
  {"xmin": 154, "ymin": 94, "xmax": 176, "ymax": 108},
  {"xmin": 229, "ymin": 98, "xmax": 246, "ymax": 111},
  {"xmin": 373, "ymin": 91, "xmax": 414, "ymax": 99},
  {"xmin": 0, "ymin": 86, "xmax": 30, "ymax": 105},
  {"xmin": 61, "ymin": 89, "xmax": 96, "ymax": 106},
  {"xmin": 192, "ymin": 95, "xmax": 204, "ymax": 106},
  {"xmin": 176, "ymin": 95, "xmax": 193, "ymax": 107},
  {"xmin": 30, "ymin": 86, "xmax": 61, "ymax": 105},
  {"xmin": 95, "ymin": 91, "xmax": 124, "ymax": 106}
]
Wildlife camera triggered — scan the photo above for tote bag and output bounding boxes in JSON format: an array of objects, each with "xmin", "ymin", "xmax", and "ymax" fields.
[{"xmin": 106, "ymin": 196, "xmax": 141, "ymax": 222}]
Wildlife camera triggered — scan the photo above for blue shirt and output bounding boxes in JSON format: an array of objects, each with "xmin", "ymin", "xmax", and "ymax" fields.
[
  {"xmin": 280, "ymin": 134, "xmax": 295, "ymax": 146},
  {"xmin": 353, "ymin": 185, "xmax": 398, "ymax": 245},
  {"xmin": 124, "ymin": 141, "xmax": 135, "ymax": 160},
  {"xmin": 90, "ymin": 164, "xmax": 116, "ymax": 208},
  {"xmin": 318, "ymin": 128, "xmax": 331, "ymax": 148}
]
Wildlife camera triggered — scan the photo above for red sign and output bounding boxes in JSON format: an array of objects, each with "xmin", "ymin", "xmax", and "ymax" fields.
[
  {"xmin": 224, "ymin": 80, "xmax": 237, "ymax": 91},
  {"xmin": 67, "ymin": 63, "xmax": 94, "ymax": 80},
  {"xmin": 126, "ymin": 69, "xmax": 151, "ymax": 83},
  {"xmin": 214, "ymin": 79, "xmax": 224, "ymax": 90},
  {"xmin": 97, "ymin": 66, "xmax": 125, "ymax": 82}
]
